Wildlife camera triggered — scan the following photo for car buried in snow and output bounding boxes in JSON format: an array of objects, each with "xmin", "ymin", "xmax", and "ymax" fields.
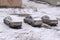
[
  {"xmin": 24, "ymin": 15, "xmax": 42, "ymax": 27},
  {"xmin": 4, "ymin": 15, "xmax": 22, "ymax": 29},
  {"xmin": 41, "ymin": 15, "xmax": 58, "ymax": 26}
]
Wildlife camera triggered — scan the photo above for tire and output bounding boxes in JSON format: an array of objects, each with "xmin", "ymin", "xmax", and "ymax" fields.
[
  {"xmin": 9, "ymin": 25, "xmax": 13, "ymax": 28},
  {"xmin": 29, "ymin": 22, "xmax": 32, "ymax": 25},
  {"xmin": 24, "ymin": 19, "xmax": 27, "ymax": 23},
  {"xmin": 17, "ymin": 25, "xmax": 22, "ymax": 29},
  {"xmin": 4, "ymin": 20, "xmax": 6, "ymax": 24}
]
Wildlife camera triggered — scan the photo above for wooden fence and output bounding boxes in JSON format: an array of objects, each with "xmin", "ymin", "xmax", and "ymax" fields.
[{"xmin": 0, "ymin": 0, "xmax": 22, "ymax": 8}]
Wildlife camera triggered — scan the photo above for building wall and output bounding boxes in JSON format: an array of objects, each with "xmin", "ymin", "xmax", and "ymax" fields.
[
  {"xmin": 32, "ymin": 0, "xmax": 60, "ymax": 5},
  {"xmin": 0, "ymin": 0, "xmax": 22, "ymax": 8},
  {"xmin": 41, "ymin": 0, "xmax": 59, "ymax": 5}
]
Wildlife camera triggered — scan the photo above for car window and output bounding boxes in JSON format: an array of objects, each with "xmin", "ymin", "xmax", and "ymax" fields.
[
  {"xmin": 26, "ymin": 16, "xmax": 31, "ymax": 18},
  {"xmin": 42, "ymin": 16, "xmax": 49, "ymax": 19},
  {"xmin": 26, "ymin": 16, "xmax": 28, "ymax": 18},
  {"xmin": 29, "ymin": 16, "xmax": 32, "ymax": 19},
  {"xmin": 7, "ymin": 16, "xmax": 12, "ymax": 21},
  {"xmin": 9, "ymin": 17, "xmax": 12, "ymax": 20},
  {"xmin": 5, "ymin": 17, "xmax": 8, "ymax": 19},
  {"xmin": 5, "ymin": 17, "xmax": 9, "ymax": 20}
]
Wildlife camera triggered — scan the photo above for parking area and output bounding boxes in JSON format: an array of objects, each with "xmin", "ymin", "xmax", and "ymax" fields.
[
  {"xmin": 0, "ymin": 0, "xmax": 60, "ymax": 39},
  {"xmin": 0, "ymin": 9, "xmax": 60, "ymax": 40}
]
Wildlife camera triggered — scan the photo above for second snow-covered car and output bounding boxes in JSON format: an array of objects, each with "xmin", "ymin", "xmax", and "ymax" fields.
[
  {"xmin": 41, "ymin": 15, "xmax": 58, "ymax": 26},
  {"xmin": 24, "ymin": 15, "xmax": 42, "ymax": 27},
  {"xmin": 4, "ymin": 15, "xmax": 22, "ymax": 29}
]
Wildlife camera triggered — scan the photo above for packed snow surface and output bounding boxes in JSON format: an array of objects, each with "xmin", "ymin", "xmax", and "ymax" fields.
[{"xmin": 0, "ymin": 0, "xmax": 60, "ymax": 40}]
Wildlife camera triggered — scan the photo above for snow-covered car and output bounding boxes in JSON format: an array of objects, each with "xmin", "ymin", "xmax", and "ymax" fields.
[
  {"xmin": 41, "ymin": 15, "xmax": 58, "ymax": 26},
  {"xmin": 4, "ymin": 15, "xmax": 22, "ymax": 29},
  {"xmin": 24, "ymin": 15, "xmax": 42, "ymax": 27}
]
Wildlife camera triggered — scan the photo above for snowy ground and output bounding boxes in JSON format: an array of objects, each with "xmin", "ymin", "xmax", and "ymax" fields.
[{"xmin": 0, "ymin": 0, "xmax": 60, "ymax": 40}]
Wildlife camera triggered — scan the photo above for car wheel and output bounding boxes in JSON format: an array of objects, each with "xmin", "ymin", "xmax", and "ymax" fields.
[
  {"xmin": 24, "ymin": 19, "xmax": 27, "ymax": 23},
  {"xmin": 8, "ymin": 23, "xmax": 11, "ymax": 26},
  {"xmin": 4, "ymin": 20, "xmax": 6, "ymax": 24},
  {"xmin": 29, "ymin": 22, "xmax": 31, "ymax": 25},
  {"xmin": 17, "ymin": 25, "xmax": 22, "ymax": 29}
]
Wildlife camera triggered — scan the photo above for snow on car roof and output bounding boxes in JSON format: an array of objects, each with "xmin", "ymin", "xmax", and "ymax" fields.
[
  {"xmin": 46, "ymin": 15, "xmax": 57, "ymax": 20},
  {"xmin": 8, "ymin": 15, "xmax": 23, "ymax": 22},
  {"xmin": 33, "ymin": 18, "xmax": 42, "ymax": 20},
  {"xmin": 30, "ymin": 15, "xmax": 42, "ymax": 20},
  {"xmin": 49, "ymin": 16, "xmax": 57, "ymax": 20},
  {"xmin": 30, "ymin": 15, "xmax": 40, "ymax": 18}
]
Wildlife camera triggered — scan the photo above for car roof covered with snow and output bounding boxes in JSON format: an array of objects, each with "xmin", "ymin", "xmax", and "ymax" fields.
[
  {"xmin": 33, "ymin": 18, "xmax": 42, "ymax": 20},
  {"xmin": 30, "ymin": 15, "xmax": 40, "ymax": 18},
  {"xmin": 30, "ymin": 15, "xmax": 42, "ymax": 20},
  {"xmin": 49, "ymin": 15, "xmax": 57, "ymax": 20},
  {"xmin": 43, "ymin": 15, "xmax": 57, "ymax": 20},
  {"xmin": 7, "ymin": 15, "xmax": 23, "ymax": 22}
]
